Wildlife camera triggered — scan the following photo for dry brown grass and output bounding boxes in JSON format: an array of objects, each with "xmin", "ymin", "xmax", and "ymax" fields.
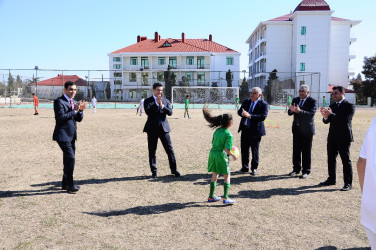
[{"xmin": 1, "ymin": 106, "xmax": 375, "ymax": 249}]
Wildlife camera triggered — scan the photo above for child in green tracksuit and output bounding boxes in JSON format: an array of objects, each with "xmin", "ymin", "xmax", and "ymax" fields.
[
  {"xmin": 184, "ymin": 95, "xmax": 190, "ymax": 118},
  {"xmin": 203, "ymin": 105, "xmax": 238, "ymax": 205}
]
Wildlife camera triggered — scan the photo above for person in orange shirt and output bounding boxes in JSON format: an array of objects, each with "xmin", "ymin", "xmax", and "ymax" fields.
[{"xmin": 32, "ymin": 93, "xmax": 39, "ymax": 115}]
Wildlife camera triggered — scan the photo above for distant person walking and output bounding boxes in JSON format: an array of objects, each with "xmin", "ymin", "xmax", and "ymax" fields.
[
  {"xmin": 323, "ymin": 96, "xmax": 327, "ymax": 107},
  {"xmin": 91, "ymin": 95, "xmax": 97, "ymax": 113},
  {"xmin": 357, "ymin": 115, "xmax": 376, "ymax": 249},
  {"xmin": 136, "ymin": 96, "xmax": 145, "ymax": 116},
  {"xmin": 184, "ymin": 95, "xmax": 190, "ymax": 118},
  {"xmin": 285, "ymin": 94, "xmax": 292, "ymax": 112},
  {"xmin": 32, "ymin": 93, "xmax": 39, "ymax": 115},
  {"xmin": 235, "ymin": 95, "xmax": 239, "ymax": 110}
]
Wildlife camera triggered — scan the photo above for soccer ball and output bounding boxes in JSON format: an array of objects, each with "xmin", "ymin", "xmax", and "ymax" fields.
[{"xmin": 228, "ymin": 146, "xmax": 240, "ymax": 161}]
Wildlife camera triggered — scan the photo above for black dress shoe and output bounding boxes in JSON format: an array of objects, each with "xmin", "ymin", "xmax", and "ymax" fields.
[
  {"xmin": 341, "ymin": 184, "xmax": 352, "ymax": 191},
  {"xmin": 172, "ymin": 171, "xmax": 181, "ymax": 177},
  {"xmin": 152, "ymin": 171, "xmax": 157, "ymax": 178},
  {"xmin": 319, "ymin": 180, "xmax": 336, "ymax": 186},
  {"xmin": 66, "ymin": 185, "xmax": 80, "ymax": 192}
]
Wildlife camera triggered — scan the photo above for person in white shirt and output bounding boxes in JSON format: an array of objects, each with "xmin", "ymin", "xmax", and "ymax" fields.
[
  {"xmin": 136, "ymin": 96, "xmax": 145, "ymax": 116},
  {"xmin": 91, "ymin": 96, "xmax": 97, "ymax": 113},
  {"xmin": 357, "ymin": 115, "xmax": 376, "ymax": 249}
]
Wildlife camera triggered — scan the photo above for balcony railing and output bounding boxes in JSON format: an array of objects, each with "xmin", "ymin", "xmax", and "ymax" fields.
[{"xmin": 122, "ymin": 64, "xmax": 211, "ymax": 71}]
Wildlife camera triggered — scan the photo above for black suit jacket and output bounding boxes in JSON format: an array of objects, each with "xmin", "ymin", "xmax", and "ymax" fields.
[
  {"xmin": 323, "ymin": 99, "xmax": 355, "ymax": 143},
  {"xmin": 288, "ymin": 96, "xmax": 317, "ymax": 136},
  {"xmin": 53, "ymin": 95, "xmax": 83, "ymax": 142},
  {"xmin": 237, "ymin": 98, "xmax": 268, "ymax": 137},
  {"xmin": 143, "ymin": 96, "xmax": 173, "ymax": 133}
]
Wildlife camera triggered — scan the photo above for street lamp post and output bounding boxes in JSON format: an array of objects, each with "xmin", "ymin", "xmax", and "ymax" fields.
[{"xmin": 34, "ymin": 66, "xmax": 38, "ymax": 96}]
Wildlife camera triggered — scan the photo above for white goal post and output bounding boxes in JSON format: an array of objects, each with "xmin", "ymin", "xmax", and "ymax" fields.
[{"xmin": 171, "ymin": 86, "xmax": 239, "ymax": 109}]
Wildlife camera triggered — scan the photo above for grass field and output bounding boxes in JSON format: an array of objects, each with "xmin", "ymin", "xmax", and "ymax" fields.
[{"xmin": 1, "ymin": 107, "xmax": 375, "ymax": 249}]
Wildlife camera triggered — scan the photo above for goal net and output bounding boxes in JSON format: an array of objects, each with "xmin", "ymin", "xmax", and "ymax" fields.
[{"xmin": 171, "ymin": 86, "xmax": 239, "ymax": 109}]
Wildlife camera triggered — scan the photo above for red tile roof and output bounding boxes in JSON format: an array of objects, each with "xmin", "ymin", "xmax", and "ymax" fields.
[
  {"xmin": 30, "ymin": 75, "xmax": 87, "ymax": 86},
  {"xmin": 268, "ymin": 14, "xmax": 350, "ymax": 22},
  {"xmin": 294, "ymin": 0, "xmax": 331, "ymax": 12},
  {"xmin": 110, "ymin": 38, "xmax": 239, "ymax": 54}
]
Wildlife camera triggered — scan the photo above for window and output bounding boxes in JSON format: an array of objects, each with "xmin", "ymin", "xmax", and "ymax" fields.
[
  {"xmin": 114, "ymin": 80, "xmax": 122, "ymax": 85},
  {"xmin": 185, "ymin": 72, "xmax": 193, "ymax": 81},
  {"xmin": 301, "ymin": 26, "xmax": 306, "ymax": 35},
  {"xmin": 300, "ymin": 45, "xmax": 306, "ymax": 53},
  {"xmin": 141, "ymin": 73, "xmax": 149, "ymax": 86},
  {"xmin": 162, "ymin": 41, "xmax": 171, "ymax": 47},
  {"xmin": 169, "ymin": 57, "xmax": 177, "ymax": 69},
  {"xmin": 113, "ymin": 57, "xmax": 121, "ymax": 62},
  {"xmin": 157, "ymin": 72, "xmax": 164, "ymax": 81},
  {"xmin": 186, "ymin": 57, "xmax": 194, "ymax": 65},
  {"xmin": 130, "ymin": 57, "xmax": 138, "ymax": 65},
  {"xmin": 129, "ymin": 73, "xmax": 137, "ymax": 82},
  {"xmin": 114, "ymin": 72, "xmax": 122, "ymax": 77},
  {"xmin": 197, "ymin": 57, "xmax": 205, "ymax": 69},
  {"xmin": 300, "ymin": 63, "xmax": 306, "ymax": 71},
  {"xmin": 226, "ymin": 57, "xmax": 234, "ymax": 65},
  {"xmin": 113, "ymin": 64, "xmax": 121, "ymax": 69},
  {"xmin": 197, "ymin": 72, "xmax": 205, "ymax": 85},
  {"xmin": 141, "ymin": 57, "xmax": 149, "ymax": 69},
  {"xmin": 158, "ymin": 57, "xmax": 166, "ymax": 65}
]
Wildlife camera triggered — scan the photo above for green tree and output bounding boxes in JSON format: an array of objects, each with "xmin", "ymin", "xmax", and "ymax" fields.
[
  {"xmin": 0, "ymin": 81, "xmax": 6, "ymax": 96},
  {"xmin": 361, "ymin": 55, "xmax": 376, "ymax": 105},
  {"xmin": 226, "ymin": 69, "xmax": 232, "ymax": 87},
  {"xmin": 7, "ymin": 73, "xmax": 15, "ymax": 95},
  {"xmin": 239, "ymin": 77, "xmax": 249, "ymax": 101},
  {"xmin": 263, "ymin": 69, "xmax": 278, "ymax": 103},
  {"xmin": 350, "ymin": 73, "xmax": 365, "ymax": 104},
  {"xmin": 164, "ymin": 65, "xmax": 176, "ymax": 100}
]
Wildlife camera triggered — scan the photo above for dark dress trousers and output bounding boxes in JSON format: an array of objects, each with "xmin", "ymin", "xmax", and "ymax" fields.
[
  {"xmin": 288, "ymin": 96, "xmax": 317, "ymax": 175},
  {"xmin": 53, "ymin": 95, "xmax": 83, "ymax": 188},
  {"xmin": 237, "ymin": 98, "xmax": 269, "ymax": 171},
  {"xmin": 143, "ymin": 96, "xmax": 177, "ymax": 174},
  {"xmin": 323, "ymin": 99, "xmax": 355, "ymax": 185}
]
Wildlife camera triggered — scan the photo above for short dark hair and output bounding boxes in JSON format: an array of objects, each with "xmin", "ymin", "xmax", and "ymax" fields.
[
  {"xmin": 64, "ymin": 81, "xmax": 76, "ymax": 89},
  {"xmin": 152, "ymin": 82, "xmax": 163, "ymax": 90},
  {"xmin": 32, "ymin": 93, "xmax": 35, "ymax": 95},
  {"xmin": 332, "ymin": 86, "xmax": 344, "ymax": 93},
  {"xmin": 186, "ymin": 95, "xmax": 189, "ymax": 98}
]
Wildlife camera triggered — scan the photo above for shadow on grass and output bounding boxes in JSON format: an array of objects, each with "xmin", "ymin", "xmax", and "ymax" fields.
[
  {"xmin": 233, "ymin": 184, "xmax": 338, "ymax": 199},
  {"xmin": 84, "ymin": 201, "xmax": 231, "ymax": 217},
  {"xmin": 230, "ymin": 174, "xmax": 291, "ymax": 185},
  {"xmin": 316, "ymin": 247, "xmax": 370, "ymax": 250},
  {"xmin": 0, "ymin": 187, "xmax": 66, "ymax": 198}
]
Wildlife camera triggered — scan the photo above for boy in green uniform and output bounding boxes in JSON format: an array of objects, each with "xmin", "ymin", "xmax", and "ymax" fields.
[
  {"xmin": 203, "ymin": 105, "xmax": 238, "ymax": 205},
  {"xmin": 235, "ymin": 95, "xmax": 239, "ymax": 110},
  {"xmin": 323, "ymin": 96, "xmax": 327, "ymax": 107},
  {"xmin": 184, "ymin": 95, "xmax": 190, "ymax": 118},
  {"xmin": 285, "ymin": 94, "xmax": 292, "ymax": 112}
]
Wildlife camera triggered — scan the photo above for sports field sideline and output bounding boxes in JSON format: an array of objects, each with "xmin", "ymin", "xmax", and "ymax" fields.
[{"xmin": 0, "ymin": 107, "xmax": 375, "ymax": 249}]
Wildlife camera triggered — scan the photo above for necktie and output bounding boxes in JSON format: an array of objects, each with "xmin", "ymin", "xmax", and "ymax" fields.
[
  {"xmin": 70, "ymin": 99, "xmax": 74, "ymax": 110},
  {"xmin": 337, "ymin": 102, "xmax": 340, "ymax": 107},
  {"xmin": 246, "ymin": 101, "xmax": 255, "ymax": 127},
  {"xmin": 299, "ymin": 99, "xmax": 304, "ymax": 108}
]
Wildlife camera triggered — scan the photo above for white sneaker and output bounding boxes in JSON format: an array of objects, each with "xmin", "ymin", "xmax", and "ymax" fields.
[{"xmin": 288, "ymin": 171, "xmax": 299, "ymax": 177}]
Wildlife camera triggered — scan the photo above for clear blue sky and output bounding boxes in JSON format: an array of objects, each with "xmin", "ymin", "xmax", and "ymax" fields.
[{"xmin": 0, "ymin": 0, "xmax": 374, "ymax": 81}]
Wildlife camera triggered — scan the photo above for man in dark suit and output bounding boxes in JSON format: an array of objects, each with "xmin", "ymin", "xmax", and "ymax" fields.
[
  {"xmin": 53, "ymin": 81, "xmax": 87, "ymax": 193},
  {"xmin": 143, "ymin": 82, "xmax": 180, "ymax": 178},
  {"xmin": 319, "ymin": 85, "xmax": 355, "ymax": 191},
  {"xmin": 236, "ymin": 87, "xmax": 269, "ymax": 176},
  {"xmin": 287, "ymin": 85, "xmax": 317, "ymax": 179}
]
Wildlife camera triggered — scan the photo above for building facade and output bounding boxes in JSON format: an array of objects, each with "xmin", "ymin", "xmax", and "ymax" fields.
[
  {"xmin": 246, "ymin": 0, "xmax": 360, "ymax": 104},
  {"xmin": 108, "ymin": 32, "xmax": 240, "ymax": 101}
]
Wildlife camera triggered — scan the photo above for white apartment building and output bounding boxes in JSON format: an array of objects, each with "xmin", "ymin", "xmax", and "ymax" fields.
[
  {"xmin": 108, "ymin": 32, "xmax": 240, "ymax": 101},
  {"xmin": 246, "ymin": 0, "xmax": 360, "ymax": 103}
]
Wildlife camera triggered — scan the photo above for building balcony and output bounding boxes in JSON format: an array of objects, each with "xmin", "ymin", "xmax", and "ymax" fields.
[
  {"xmin": 349, "ymin": 55, "xmax": 356, "ymax": 60},
  {"xmin": 348, "ymin": 71, "xmax": 355, "ymax": 76},
  {"xmin": 122, "ymin": 64, "xmax": 211, "ymax": 71},
  {"xmin": 350, "ymin": 38, "xmax": 357, "ymax": 43},
  {"xmin": 255, "ymin": 53, "xmax": 266, "ymax": 63}
]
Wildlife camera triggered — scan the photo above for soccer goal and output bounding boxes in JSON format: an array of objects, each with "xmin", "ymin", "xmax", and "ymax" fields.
[{"xmin": 171, "ymin": 86, "xmax": 239, "ymax": 109}]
